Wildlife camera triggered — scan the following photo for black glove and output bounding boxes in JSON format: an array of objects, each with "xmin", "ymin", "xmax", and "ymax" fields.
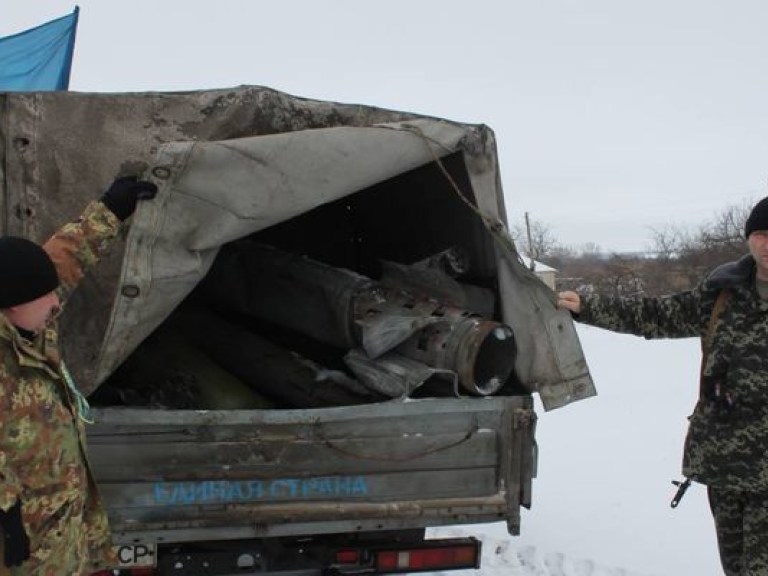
[
  {"xmin": 100, "ymin": 175, "xmax": 158, "ymax": 221},
  {"xmin": 0, "ymin": 499, "xmax": 31, "ymax": 567}
]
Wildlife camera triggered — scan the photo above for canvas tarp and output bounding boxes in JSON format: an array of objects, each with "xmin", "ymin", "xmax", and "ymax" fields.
[{"xmin": 0, "ymin": 86, "xmax": 594, "ymax": 410}]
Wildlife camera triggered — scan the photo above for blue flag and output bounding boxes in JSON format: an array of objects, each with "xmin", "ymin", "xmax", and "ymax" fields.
[{"xmin": 0, "ymin": 7, "xmax": 80, "ymax": 91}]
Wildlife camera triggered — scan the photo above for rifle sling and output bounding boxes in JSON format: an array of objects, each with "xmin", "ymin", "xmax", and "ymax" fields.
[{"xmin": 699, "ymin": 289, "xmax": 730, "ymax": 398}]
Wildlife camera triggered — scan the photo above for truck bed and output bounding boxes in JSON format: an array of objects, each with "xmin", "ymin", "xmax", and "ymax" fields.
[{"xmin": 87, "ymin": 396, "xmax": 535, "ymax": 546}]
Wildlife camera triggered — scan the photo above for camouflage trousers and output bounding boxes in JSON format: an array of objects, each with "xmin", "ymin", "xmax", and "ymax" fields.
[{"xmin": 708, "ymin": 486, "xmax": 768, "ymax": 575}]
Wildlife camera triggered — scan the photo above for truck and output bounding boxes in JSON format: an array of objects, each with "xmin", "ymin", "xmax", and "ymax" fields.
[{"xmin": 0, "ymin": 85, "xmax": 595, "ymax": 575}]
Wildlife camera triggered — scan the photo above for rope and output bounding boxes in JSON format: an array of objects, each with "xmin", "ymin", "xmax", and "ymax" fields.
[
  {"xmin": 401, "ymin": 123, "xmax": 556, "ymax": 302},
  {"xmin": 61, "ymin": 361, "xmax": 94, "ymax": 424}
]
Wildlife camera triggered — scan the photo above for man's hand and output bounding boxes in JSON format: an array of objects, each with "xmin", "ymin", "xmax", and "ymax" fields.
[
  {"xmin": 101, "ymin": 176, "xmax": 158, "ymax": 221},
  {"xmin": 557, "ymin": 290, "xmax": 582, "ymax": 314},
  {"xmin": 0, "ymin": 499, "xmax": 31, "ymax": 567}
]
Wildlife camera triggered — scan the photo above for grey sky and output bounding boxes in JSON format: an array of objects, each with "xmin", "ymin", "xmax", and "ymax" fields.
[{"xmin": 6, "ymin": 1, "xmax": 768, "ymax": 253}]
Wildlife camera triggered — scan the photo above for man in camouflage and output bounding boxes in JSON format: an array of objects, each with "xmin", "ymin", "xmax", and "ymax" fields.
[
  {"xmin": 0, "ymin": 176, "xmax": 156, "ymax": 575},
  {"xmin": 558, "ymin": 196, "xmax": 768, "ymax": 576}
]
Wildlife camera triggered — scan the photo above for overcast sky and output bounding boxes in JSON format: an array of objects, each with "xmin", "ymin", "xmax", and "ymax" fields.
[{"xmin": 5, "ymin": 0, "xmax": 768, "ymax": 253}]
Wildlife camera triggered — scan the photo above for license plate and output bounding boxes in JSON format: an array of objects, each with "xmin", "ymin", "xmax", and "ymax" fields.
[{"xmin": 114, "ymin": 543, "xmax": 157, "ymax": 567}]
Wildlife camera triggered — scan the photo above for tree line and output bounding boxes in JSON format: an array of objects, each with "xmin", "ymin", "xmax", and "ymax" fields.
[{"xmin": 515, "ymin": 199, "xmax": 755, "ymax": 297}]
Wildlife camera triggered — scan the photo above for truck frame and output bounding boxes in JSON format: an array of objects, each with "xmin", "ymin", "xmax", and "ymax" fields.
[{"xmin": 0, "ymin": 85, "xmax": 593, "ymax": 575}]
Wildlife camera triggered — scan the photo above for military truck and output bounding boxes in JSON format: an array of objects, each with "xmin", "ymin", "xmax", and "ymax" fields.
[{"xmin": 0, "ymin": 86, "xmax": 594, "ymax": 575}]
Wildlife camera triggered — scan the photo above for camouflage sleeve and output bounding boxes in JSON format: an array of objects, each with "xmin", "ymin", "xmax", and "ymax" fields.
[
  {"xmin": 578, "ymin": 289, "xmax": 703, "ymax": 339},
  {"xmin": 0, "ymin": 366, "xmax": 23, "ymax": 511},
  {"xmin": 42, "ymin": 200, "xmax": 122, "ymax": 306}
]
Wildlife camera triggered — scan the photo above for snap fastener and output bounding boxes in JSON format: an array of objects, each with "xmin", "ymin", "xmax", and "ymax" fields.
[
  {"xmin": 121, "ymin": 285, "xmax": 140, "ymax": 298},
  {"xmin": 152, "ymin": 166, "xmax": 172, "ymax": 180}
]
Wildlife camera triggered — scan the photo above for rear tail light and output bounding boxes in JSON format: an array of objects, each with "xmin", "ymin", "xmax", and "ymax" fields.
[
  {"xmin": 335, "ymin": 549, "xmax": 360, "ymax": 564},
  {"xmin": 376, "ymin": 544, "xmax": 479, "ymax": 572}
]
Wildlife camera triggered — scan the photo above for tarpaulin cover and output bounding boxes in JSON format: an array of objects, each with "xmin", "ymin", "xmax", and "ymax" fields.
[{"xmin": 0, "ymin": 86, "xmax": 594, "ymax": 410}]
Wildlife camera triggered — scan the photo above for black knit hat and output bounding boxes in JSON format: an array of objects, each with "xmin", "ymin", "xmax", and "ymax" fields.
[
  {"xmin": 0, "ymin": 237, "xmax": 59, "ymax": 308},
  {"xmin": 745, "ymin": 197, "xmax": 768, "ymax": 238}
]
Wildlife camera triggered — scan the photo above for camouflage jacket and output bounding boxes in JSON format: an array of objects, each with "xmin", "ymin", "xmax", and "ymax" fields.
[
  {"xmin": 578, "ymin": 254, "xmax": 768, "ymax": 490},
  {"xmin": 0, "ymin": 201, "xmax": 121, "ymax": 572}
]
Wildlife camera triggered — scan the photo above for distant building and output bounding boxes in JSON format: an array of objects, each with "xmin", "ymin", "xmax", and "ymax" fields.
[{"xmin": 519, "ymin": 255, "xmax": 557, "ymax": 290}]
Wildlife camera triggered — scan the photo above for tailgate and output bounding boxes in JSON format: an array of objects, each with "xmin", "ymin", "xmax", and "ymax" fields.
[{"xmin": 87, "ymin": 396, "xmax": 535, "ymax": 545}]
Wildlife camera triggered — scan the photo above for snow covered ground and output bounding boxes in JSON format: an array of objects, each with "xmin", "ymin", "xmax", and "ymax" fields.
[
  {"xmin": 426, "ymin": 525, "xmax": 658, "ymax": 576},
  {"xmin": 423, "ymin": 322, "xmax": 724, "ymax": 576}
]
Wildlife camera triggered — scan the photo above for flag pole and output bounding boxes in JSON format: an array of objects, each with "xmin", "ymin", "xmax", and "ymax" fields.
[{"xmin": 60, "ymin": 6, "xmax": 80, "ymax": 89}]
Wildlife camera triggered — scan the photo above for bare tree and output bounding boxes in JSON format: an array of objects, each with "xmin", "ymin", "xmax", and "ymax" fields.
[
  {"xmin": 512, "ymin": 215, "xmax": 561, "ymax": 261},
  {"xmin": 579, "ymin": 242, "xmax": 603, "ymax": 257},
  {"xmin": 532, "ymin": 196, "xmax": 759, "ymax": 297},
  {"xmin": 649, "ymin": 225, "xmax": 687, "ymax": 262},
  {"xmin": 696, "ymin": 200, "xmax": 752, "ymax": 258}
]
